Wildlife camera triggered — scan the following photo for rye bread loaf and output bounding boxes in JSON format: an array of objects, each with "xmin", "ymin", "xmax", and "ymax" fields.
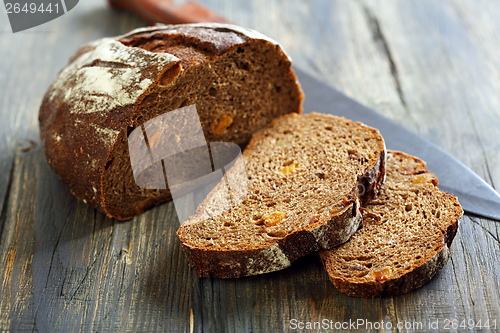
[
  {"xmin": 319, "ymin": 151, "xmax": 463, "ymax": 298},
  {"xmin": 177, "ymin": 113, "xmax": 386, "ymax": 278},
  {"xmin": 38, "ymin": 23, "xmax": 303, "ymax": 220}
]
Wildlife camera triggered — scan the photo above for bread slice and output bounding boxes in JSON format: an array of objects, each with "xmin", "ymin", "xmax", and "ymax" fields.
[
  {"xmin": 177, "ymin": 113, "xmax": 386, "ymax": 278},
  {"xmin": 39, "ymin": 23, "xmax": 303, "ymax": 220},
  {"xmin": 319, "ymin": 151, "xmax": 463, "ymax": 297}
]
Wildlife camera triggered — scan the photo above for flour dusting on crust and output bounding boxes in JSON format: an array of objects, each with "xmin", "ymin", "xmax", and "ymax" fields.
[
  {"xmin": 245, "ymin": 243, "xmax": 291, "ymax": 276},
  {"xmin": 49, "ymin": 39, "xmax": 179, "ymax": 117},
  {"xmin": 89, "ymin": 123, "xmax": 121, "ymax": 147}
]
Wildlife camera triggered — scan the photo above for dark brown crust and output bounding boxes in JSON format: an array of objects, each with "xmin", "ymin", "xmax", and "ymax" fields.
[
  {"xmin": 327, "ymin": 245, "xmax": 452, "ymax": 298},
  {"xmin": 178, "ymin": 113, "xmax": 387, "ymax": 278},
  {"xmin": 39, "ymin": 52, "xmax": 170, "ymax": 212},
  {"xmin": 184, "ymin": 203, "xmax": 359, "ymax": 278},
  {"xmin": 319, "ymin": 151, "xmax": 463, "ymax": 298},
  {"xmin": 360, "ymin": 148, "xmax": 386, "ymax": 203},
  {"xmin": 38, "ymin": 24, "xmax": 303, "ymax": 220}
]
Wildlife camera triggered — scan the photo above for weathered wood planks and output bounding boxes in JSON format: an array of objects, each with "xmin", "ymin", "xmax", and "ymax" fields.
[{"xmin": 0, "ymin": 0, "xmax": 499, "ymax": 332}]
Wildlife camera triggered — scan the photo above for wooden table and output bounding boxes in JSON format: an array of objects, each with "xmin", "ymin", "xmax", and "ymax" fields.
[{"xmin": 1, "ymin": 0, "xmax": 499, "ymax": 332}]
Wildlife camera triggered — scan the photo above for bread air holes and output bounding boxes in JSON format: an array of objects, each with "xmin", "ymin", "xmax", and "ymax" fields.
[
  {"xmin": 347, "ymin": 149, "xmax": 359, "ymax": 159},
  {"xmin": 105, "ymin": 157, "xmax": 114, "ymax": 170},
  {"xmin": 266, "ymin": 230, "xmax": 286, "ymax": 238},
  {"xmin": 159, "ymin": 63, "xmax": 182, "ymax": 86},
  {"xmin": 355, "ymin": 271, "xmax": 370, "ymax": 278},
  {"xmin": 208, "ymin": 87, "xmax": 217, "ymax": 97},
  {"xmin": 254, "ymin": 219, "xmax": 265, "ymax": 226},
  {"xmin": 235, "ymin": 60, "xmax": 250, "ymax": 71}
]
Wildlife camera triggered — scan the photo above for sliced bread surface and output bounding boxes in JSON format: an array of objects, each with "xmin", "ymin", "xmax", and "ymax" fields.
[
  {"xmin": 319, "ymin": 151, "xmax": 463, "ymax": 298},
  {"xmin": 177, "ymin": 113, "xmax": 386, "ymax": 278},
  {"xmin": 39, "ymin": 23, "xmax": 303, "ymax": 220}
]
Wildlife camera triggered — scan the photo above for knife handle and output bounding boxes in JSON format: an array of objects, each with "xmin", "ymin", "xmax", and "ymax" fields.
[{"xmin": 108, "ymin": 0, "xmax": 231, "ymax": 25}]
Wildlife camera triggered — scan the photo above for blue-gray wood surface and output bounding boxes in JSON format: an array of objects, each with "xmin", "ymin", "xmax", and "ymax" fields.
[{"xmin": 1, "ymin": 0, "xmax": 499, "ymax": 332}]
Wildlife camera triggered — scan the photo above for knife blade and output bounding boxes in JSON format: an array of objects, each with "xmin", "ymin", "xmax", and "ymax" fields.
[
  {"xmin": 109, "ymin": 0, "xmax": 500, "ymax": 221},
  {"xmin": 296, "ymin": 67, "xmax": 500, "ymax": 221}
]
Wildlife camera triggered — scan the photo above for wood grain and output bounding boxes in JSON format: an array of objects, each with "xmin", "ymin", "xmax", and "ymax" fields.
[{"xmin": 1, "ymin": 0, "xmax": 500, "ymax": 332}]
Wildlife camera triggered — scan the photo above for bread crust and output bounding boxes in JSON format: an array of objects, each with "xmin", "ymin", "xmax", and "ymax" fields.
[
  {"xmin": 183, "ymin": 201, "xmax": 363, "ymax": 278},
  {"xmin": 39, "ymin": 38, "xmax": 178, "ymax": 211},
  {"xmin": 325, "ymin": 233, "xmax": 456, "ymax": 298},
  {"xmin": 319, "ymin": 151, "xmax": 463, "ymax": 297},
  {"xmin": 178, "ymin": 113, "xmax": 387, "ymax": 278},
  {"xmin": 38, "ymin": 23, "xmax": 303, "ymax": 219}
]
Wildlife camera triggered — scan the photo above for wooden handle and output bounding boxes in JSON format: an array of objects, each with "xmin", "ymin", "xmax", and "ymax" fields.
[{"xmin": 108, "ymin": 0, "xmax": 231, "ymax": 25}]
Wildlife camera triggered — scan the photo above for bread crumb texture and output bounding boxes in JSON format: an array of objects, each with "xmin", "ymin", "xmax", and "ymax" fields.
[
  {"xmin": 320, "ymin": 151, "xmax": 463, "ymax": 297},
  {"xmin": 39, "ymin": 23, "xmax": 304, "ymax": 219},
  {"xmin": 177, "ymin": 113, "xmax": 386, "ymax": 278}
]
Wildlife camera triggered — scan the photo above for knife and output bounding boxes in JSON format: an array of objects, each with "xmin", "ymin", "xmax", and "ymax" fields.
[{"xmin": 109, "ymin": 0, "xmax": 500, "ymax": 221}]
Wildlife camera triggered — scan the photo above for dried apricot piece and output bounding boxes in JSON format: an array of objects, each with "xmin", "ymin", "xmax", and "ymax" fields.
[
  {"xmin": 214, "ymin": 114, "xmax": 233, "ymax": 134},
  {"xmin": 281, "ymin": 162, "xmax": 299, "ymax": 175},
  {"xmin": 411, "ymin": 174, "xmax": 429, "ymax": 185},
  {"xmin": 372, "ymin": 267, "xmax": 391, "ymax": 282},
  {"xmin": 263, "ymin": 211, "xmax": 285, "ymax": 226}
]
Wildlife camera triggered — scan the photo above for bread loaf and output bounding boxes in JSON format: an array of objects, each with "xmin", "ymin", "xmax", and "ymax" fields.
[
  {"xmin": 177, "ymin": 113, "xmax": 386, "ymax": 278},
  {"xmin": 319, "ymin": 151, "xmax": 463, "ymax": 297},
  {"xmin": 39, "ymin": 23, "xmax": 303, "ymax": 220}
]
